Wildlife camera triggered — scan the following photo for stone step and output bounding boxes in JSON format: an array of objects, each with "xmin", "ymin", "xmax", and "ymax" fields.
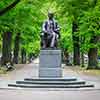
[
  {"xmin": 8, "ymin": 84, "xmax": 94, "ymax": 88},
  {"xmin": 24, "ymin": 78, "xmax": 77, "ymax": 81},
  {"xmin": 16, "ymin": 80, "xmax": 86, "ymax": 85}
]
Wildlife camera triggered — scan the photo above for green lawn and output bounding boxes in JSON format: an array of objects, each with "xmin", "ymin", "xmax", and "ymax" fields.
[
  {"xmin": 0, "ymin": 67, "xmax": 7, "ymax": 74},
  {"xmin": 81, "ymin": 69, "xmax": 100, "ymax": 76}
]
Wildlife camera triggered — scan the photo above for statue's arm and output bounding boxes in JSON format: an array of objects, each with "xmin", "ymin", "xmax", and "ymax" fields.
[
  {"xmin": 54, "ymin": 21, "xmax": 60, "ymax": 32},
  {"xmin": 42, "ymin": 21, "xmax": 47, "ymax": 33},
  {"xmin": 40, "ymin": 21, "xmax": 46, "ymax": 37},
  {"xmin": 55, "ymin": 22, "xmax": 61, "ymax": 38}
]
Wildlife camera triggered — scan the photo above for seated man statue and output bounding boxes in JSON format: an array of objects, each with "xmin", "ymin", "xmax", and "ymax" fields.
[{"xmin": 41, "ymin": 11, "xmax": 60, "ymax": 49}]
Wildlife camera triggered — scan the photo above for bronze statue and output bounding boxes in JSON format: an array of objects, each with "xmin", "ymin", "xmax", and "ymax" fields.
[{"xmin": 41, "ymin": 11, "xmax": 60, "ymax": 49}]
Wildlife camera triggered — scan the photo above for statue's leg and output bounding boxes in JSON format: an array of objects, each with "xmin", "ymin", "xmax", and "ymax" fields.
[
  {"xmin": 55, "ymin": 34, "xmax": 59, "ymax": 48},
  {"xmin": 41, "ymin": 35, "xmax": 46, "ymax": 49},
  {"xmin": 43, "ymin": 39, "xmax": 46, "ymax": 48},
  {"xmin": 50, "ymin": 32, "xmax": 56, "ymax": 48},
  {"xmin": 45, "ymin": 38, "xmax": 48, "ymax": 48},
  {"xmin": 41, "ymin": 36, "xmax": 43, "ymax": 48},
  {"xmin": 55, "ymin": 38, "xmax": 58, "ymax": 48},
  {"xmin": 46, "ymin": 36, "xmax": 51, "ymax": 48},
  {"xmin": 46, "ymin": 34, "xmax": 51, "ymax": 48}
]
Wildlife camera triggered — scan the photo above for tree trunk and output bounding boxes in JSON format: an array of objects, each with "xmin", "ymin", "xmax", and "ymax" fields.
[
  {"xmin": 87, "ymin": 35, "xmax": 99, "ymax": 69},
  {"xmin": 64, "ymin": 50, "xmax": 70, "ymax": 65},
  {"xmin": 1, "ymin": 32, "xmax": 12, "ymax": 65},
  {"xmin": 88, "ymin": 48, "xmax": 98, "ymax": 69},
  {"xmin": 72, "ymin": 20, "xmax": 80, "ymax": 65},
  {"xmin": 87, "ymin": 0, "xmax": 98, "ymax": 69},
  {"xmin": 80, "ymin": 36, "xmax": 85, "ymax": 67},
  {"xmin": 81, "ymin": 52, "xmax": 84, "ymax": 67},
  {"xmin": 13, "ymin": 33, "xmax": 20, "ymax": 64},
  {"xmin": 28, "ymin": 53, "xmax": 34, "ymax": 63},
  {"xmin": 21, "ymin": 48, "xmax": 26, "ymax": 64}
]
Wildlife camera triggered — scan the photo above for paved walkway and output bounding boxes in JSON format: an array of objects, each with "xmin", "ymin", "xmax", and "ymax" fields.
[
  {"xmin": 0, "ymin": 58, "xmax": 100, "ymax": 100},
  {"xmin": 0, "ymin": 89, "xmax": 100, "ymax": 100}
]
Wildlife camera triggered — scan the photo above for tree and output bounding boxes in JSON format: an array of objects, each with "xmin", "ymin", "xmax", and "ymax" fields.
[
  {"xmin": 0, "ymin": 0, "xmax": 44, "ymax": 65},
  {"xmin": 1, "ymin": 32, "xmax": 13, "ymax": 65},
  {"xmin": 0, "ymin": 0, "xmax": 20, "ymax": 16},
  {"xmin": 0, "ymin": 0, "xmax": 20, "ymax": 66},
  {"xmin": 13, "ymin": 33, "xmax": 20, "ymax": 64},
  {"xmin": 72, "ymin": 19, "xmax": 80, "ymax": 65},
  {"xmin": 79, "ymin": 0, "xmax": 100, "ymax": 69},
  {"xmin": 87, "ymin": 0, "xmax": 99, "ymax": 69},
  {"xmin": 0, "ymin": 0, "xmax": 100, "ymax": 69}
]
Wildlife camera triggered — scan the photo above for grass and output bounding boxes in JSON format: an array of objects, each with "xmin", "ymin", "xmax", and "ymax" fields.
[
  {"xmin": 81, "ymin": 69, "xmax": 100, "ymax": 76},
  {"xmin": 0, "ymin": 67, "xmax": 7, "ymax": 74}
]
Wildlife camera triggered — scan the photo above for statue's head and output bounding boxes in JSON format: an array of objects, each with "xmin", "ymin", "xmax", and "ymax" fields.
[{"xmin": 48, "ymin": 11, "xmax": 54, "ymax": 20}]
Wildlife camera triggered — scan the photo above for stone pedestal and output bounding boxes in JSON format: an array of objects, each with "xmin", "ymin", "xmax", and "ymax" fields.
[
  {"xmin": 8, "ymin": 50, "xmax": 94, "ymax": 89},
  {"xmin": 39, "ymin": 49, "xmax": 62, "ymax": 78}
]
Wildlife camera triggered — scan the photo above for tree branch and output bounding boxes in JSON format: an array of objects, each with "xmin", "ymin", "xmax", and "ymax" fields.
[
  {"xmin": 0, "ymin": 0, "xmax": 20, "ymax": 16},
  {"xmin": 92, "ymin": 0, "xmax": 98, "ymax": 7}
]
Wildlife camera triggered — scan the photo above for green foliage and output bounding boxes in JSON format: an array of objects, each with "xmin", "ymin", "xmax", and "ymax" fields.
[
  {"xmin": 0, "ymin": 33, "xmax": 1, "ymax": 51},
  {"xmin": 0, "ymin": 0, "xmax": 43, "ymax": 55},
  {"xmin": 0, "ymin": 0, "xmax": 100, "ymax": 58},
  {"xmin": 79, "ymin": 0, "xmax": 100, "ymax": 53}
]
